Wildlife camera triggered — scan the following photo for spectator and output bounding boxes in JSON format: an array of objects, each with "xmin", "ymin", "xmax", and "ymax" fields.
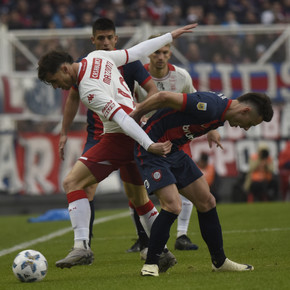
[
  {"xmin": 196, "ymin": 152, "xmax": 220, "ymax": 202},
  {"xmin": 278, "ymin": 141, "xmax": 290, "ymax": 200},
  {"xmin": 51, "ymin": 4, "xmax": 76, "ymax": 28},
  {"xmin": 244, "ymin": 144, "xmax": 279, "ymax": 202}
]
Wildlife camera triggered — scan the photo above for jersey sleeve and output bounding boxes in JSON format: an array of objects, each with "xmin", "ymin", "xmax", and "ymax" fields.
[{"xmin": 182, "ymin": 92, "xmax": 230, "ymax": 122}]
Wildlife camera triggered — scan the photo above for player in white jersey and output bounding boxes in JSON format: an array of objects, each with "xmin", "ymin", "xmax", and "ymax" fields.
[
  {"xmin": 135, "ymin": 39, "xmax": 199, "ymax": 252},
  {"xmin": 38, "ymin": 24, "xmax": 198, "ymax": 270}
]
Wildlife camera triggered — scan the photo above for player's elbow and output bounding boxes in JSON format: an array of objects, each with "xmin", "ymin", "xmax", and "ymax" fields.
[{"xmin": 158, "ymin": 91, "xmax": 169, "ymax": 105}]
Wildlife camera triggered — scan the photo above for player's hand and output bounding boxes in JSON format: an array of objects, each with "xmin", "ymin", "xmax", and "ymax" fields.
[
  {"xmin": 171, "ymin": 23, "xmax": 198, "ymax": 39},
  {"xmin": 207, "ymin": 130, "xmax": 223, "ymax": 150},
  {"xmin": 148, "ymin": 140, "xmax": 172, "ymax": 156},
  {"xmin": 59, "ymin": 134, "xmax": 68, "ymax": 160}
]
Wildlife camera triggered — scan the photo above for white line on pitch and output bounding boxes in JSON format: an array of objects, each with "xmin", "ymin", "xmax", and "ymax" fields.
[{"xmin": 0, "ymin": 211, "xmax": 130, "ymax": 257}]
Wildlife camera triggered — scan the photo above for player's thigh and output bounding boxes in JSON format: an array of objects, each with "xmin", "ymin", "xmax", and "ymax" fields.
[
  {"xmin": 179, "ymin": 175, "xmax": 216, "ymax": 212},
  {"xmin": 123, "ymin": 182, "xmax": 149, "ymax": 207},
  {"xmin": 155, "ymin": 184, "xmax": 182, "ymax": 215},
  {"xmin": 64, "ymin": 160, "xmax": 97, "ymax": 192}
]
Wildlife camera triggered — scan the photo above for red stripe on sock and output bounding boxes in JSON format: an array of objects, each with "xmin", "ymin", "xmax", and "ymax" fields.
[
  {"xmin": 135, "ymin": 200, "xmax": 154, "ymax": 216},
  {"xmin": 67, "ymin": 190, "xmax": 87, "ymax": 203}
]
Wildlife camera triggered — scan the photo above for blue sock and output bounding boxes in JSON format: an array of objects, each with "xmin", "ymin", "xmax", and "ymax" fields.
[
  {"xmin": 89, "ymin": 200, "xmax": 95, "ymax": 247},
  {"xmin": 197, "ymin": 207, "xmax": 226, "ymax": 267},
  {"xmin": 146, "ymin": 209, "xmax": 178, "ymax": 265}
]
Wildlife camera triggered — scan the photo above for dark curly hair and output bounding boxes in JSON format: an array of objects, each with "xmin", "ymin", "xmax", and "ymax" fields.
[
  {"xmin": 38, "ymin": 50, "xmax": 74, "ymax": 84},
  {"xmin": 237, "ymin": 92, "xmax": 273, "ymax": 122}
]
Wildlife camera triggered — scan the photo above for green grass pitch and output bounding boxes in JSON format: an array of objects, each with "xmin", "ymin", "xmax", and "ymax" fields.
[{"xmin": 0, "ymin": 202, "xmax": 289, "ymax": 290}]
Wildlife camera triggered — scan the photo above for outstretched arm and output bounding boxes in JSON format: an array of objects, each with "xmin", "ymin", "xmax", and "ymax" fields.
[{"xmin": 126, "ymin": 23, "xmax": 198, "ymax": 64}]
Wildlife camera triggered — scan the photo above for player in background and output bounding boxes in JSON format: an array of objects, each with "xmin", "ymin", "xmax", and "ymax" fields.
[
  {"xmin": 134, "ymin": 37, "xmax": 199, "ymax": 252},
  {"xmin": 131, "ymin": 90, "xmax": 273, "ymax": 276},
  {"xmin": 59, "ymin": 18, "xmax": 156, "ymax": 255},
  {"xmin": 38, "ymin": 23, "xmax": 199, "ymax": 270}
]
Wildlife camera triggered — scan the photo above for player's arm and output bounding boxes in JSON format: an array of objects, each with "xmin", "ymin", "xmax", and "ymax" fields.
[
  {"xmin": 141, "ymin": 79, "xmax": 158, "ymax": 98},
  {"xmin": 112, "ymin": 109, "xmax": 172, "ymax": 156},
  {"xmin": 131, "ymin": 91, "xmax": 183, "ymax": 122},
  {"xmin": 59, "ymin": 87, "xmax": 80, "ymax": 160},
  {"xmin": 124, "ymin": 24, "xmax": 198, "ymax": 65}
]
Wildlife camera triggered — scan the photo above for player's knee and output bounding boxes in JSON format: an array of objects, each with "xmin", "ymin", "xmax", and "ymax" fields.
[
  {"xmin": 197, "ymin": 193, "xmax": 216, "ymax": 212},
  {"xmin": 63, "ymin": 174, "xmax": 75, "ymax": 193},
  {"xmin": 162, "ymin": 198, "xmax": 182, "ymax": 215}
]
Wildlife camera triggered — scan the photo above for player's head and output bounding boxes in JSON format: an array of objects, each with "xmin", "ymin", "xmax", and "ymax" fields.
[
  {"xmin": 91, "ymin": 18, "xmax": 118, "ymax": 51},
  {"xmin": 228, "ymin": 92, "xmax": 273, "ymax": 130},
  {"xmin": 38, "ymin": 50, "xmax": 75, "ymax": 90},
  {"xmin": 148, "ymin": 34, "xmax": 172, "ymax": 70}
]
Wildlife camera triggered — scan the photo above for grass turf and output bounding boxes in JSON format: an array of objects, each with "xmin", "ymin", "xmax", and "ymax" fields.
[{"xmin": 0, "ymin": 202, "xmax": 289, "ymax": 290}]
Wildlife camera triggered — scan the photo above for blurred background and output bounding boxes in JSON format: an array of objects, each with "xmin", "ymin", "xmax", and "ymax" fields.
[{"xmin": 0, "ymin": 0, "xmax": 290, "ymax": 214}]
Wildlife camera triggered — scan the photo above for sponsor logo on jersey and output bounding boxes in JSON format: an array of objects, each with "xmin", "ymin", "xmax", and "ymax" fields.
[
  {"xmin": 182, "ymin": 125, "xmax": 194, "ymax": 140},
  {"xmin": 152, "ymin": 170, "xmax": 162, "ymax": 181},
  {"xmin": 87, "ymin": 94, "xmax": 94, "ymax": 103},
  {"xmin": 197, "ymin": 102, "xmax": 207, "ymax": 111},
  {"xmin": 90, "ymin": 58, "xmax": 102, "ymax": 79},
  {"xmin": 103, "ymin": 61, "xmax": 113, "ymax": 85},
  {"xmin": 102, "ymin": 100, "xmax": 115, "ymax": 118}
]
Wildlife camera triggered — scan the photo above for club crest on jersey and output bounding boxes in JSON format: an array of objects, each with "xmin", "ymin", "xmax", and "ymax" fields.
[
  {"xmin": 197, "ymin": 102, "xmax": 207, "ymax": 111},
  {"xmin": 87, "ymin": 94, "xmax": 95, "ymax": 103},
  {"xmin": 152, "ymin": 170, "xmax": 162, "ymax": 181}
]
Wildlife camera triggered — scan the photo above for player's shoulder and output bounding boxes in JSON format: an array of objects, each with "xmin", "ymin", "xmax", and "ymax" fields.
[{"xmin": 171, "ymin": 64, "xmax": 191, "ymax": 77}]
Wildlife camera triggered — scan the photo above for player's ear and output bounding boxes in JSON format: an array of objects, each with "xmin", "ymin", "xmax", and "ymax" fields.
[
  {"xmin": 241, "ymin": 107, "xmax": 250, "ymax": 114},
  {"xmin": 90, "ymin": 35, "xmax": 95, "ymax": 44},
  {"xmin": 115, "ymin": 35, "xmax": 119, "ymax": 44}
]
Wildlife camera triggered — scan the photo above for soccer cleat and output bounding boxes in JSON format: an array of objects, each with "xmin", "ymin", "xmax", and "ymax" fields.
[
  {"xmin": 141, "ymin": 264, "xmax": 159, "ymax": 277},
  {"xmin": 126, "ymin": 239, "xmax": 141, "ymax": 253},
  {"xmin": 174, "ymin": 235, "xmax": 199, "ymax": 250},
  {"xmin": 55, "ymin": 248, "xmax": 94, "ymax": 268},
  {"xmin": 140, "ymin": 247, "xmax": 148, "ymax": 260},
  {"xmin": 158, "ymin": 249, "xmax": 177, "ymax": 273},
  {"xmin": 212, "ymin": 258, "xmax": 254, "ymax": 272}
]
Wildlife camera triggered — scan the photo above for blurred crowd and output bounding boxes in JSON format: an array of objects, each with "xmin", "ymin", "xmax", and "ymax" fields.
[{"xmin": 0, "ymin": 0, "xmax": 290, "ymax": 30}]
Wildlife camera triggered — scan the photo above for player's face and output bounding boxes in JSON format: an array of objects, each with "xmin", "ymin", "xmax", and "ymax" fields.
[
  {"xmin": 149, "ymin": 45, "xmax": 172, "ymax": 69},
  {"xmin": 228, "ymin": 108, "xmax": 263, "ymax": 131},
  {"xmin": 45, "ymin": 66, "xmax": 74, "ymax": 90},
  {"xmin": 91, "ymin": 30, "xmax": 118, "ymax": 51}
]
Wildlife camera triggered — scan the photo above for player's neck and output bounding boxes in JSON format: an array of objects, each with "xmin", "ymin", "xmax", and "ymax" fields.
[{"xmin": 149, "ymin": 64, "xmax": 169, "ymax": 79}]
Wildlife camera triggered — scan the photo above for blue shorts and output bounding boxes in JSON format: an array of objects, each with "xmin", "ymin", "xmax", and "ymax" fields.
[{"xmin": 134, "ymin": 148, "xmax": 203, "ymax": 194}]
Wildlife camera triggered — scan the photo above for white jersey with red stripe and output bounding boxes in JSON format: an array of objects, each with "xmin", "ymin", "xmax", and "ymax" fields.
[
  {"xmin": 135, "ymin": 63, "xmax": 196, "ymax": 103},
  {"xmin": 77, "ymin": 49, "xmax": 134, "ymax": 135},
  {"xmin": 75, "ymin": 32, "xmax": 173, "ymax": 136}
]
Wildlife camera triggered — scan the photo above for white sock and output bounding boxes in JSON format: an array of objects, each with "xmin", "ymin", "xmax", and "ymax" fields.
[
  {"xmin": 68, "ymin": 198, "xmax": 90, "ymax": 249},
  {"xmin": 177, "ymin": 195, "xmax": 193, "ymax": 238},
  {"xmin": 136, "ymin": 201, "xmax": 158, "ymax": 237}
]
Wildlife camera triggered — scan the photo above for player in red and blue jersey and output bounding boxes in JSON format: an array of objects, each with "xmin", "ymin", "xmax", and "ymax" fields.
[{"xmin": 131, "ymin": 90, "xmax": 273, "ymax": 276}]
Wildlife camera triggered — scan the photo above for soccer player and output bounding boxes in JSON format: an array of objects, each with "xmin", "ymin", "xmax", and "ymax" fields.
[
  {"xmin": 135, "ymin": 36, "xmax": 199, "ymax": 252},
  {"xmin": 59, "ymin": 18, "xmax": 157, "ymax": 255},
  {"xmin": 37, "ymin": 23, "xmax": 198, "ymax": 269},
  {"xmin": 130, "ymin": 90, "xmax": 273, "ymax": 276}
]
